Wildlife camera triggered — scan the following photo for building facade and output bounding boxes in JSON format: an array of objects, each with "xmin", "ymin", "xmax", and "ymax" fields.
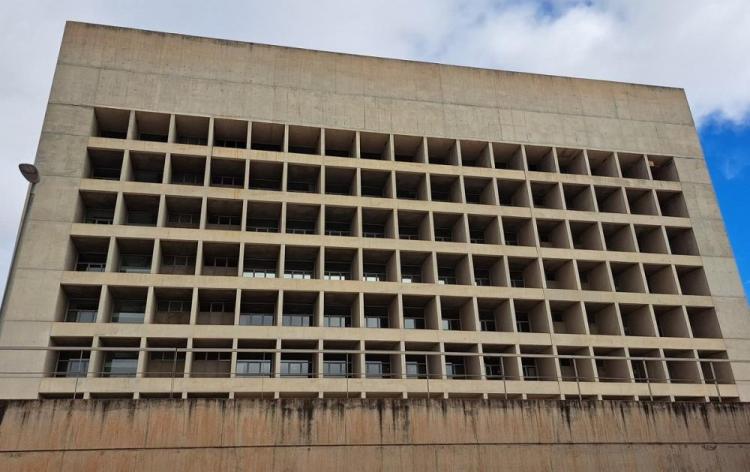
[{"xmin": 0, "ymin": 21, "xmax": 748, "ymax": 401}]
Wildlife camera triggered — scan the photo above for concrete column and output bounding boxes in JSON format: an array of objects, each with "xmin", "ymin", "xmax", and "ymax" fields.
[
  {"xmin": 189, "ymin": 288, "xmax": 199, "ymax": 325},
  {"xmin": 126, "ymin": 110, "xmax": 137, "ymax": 140},
  {"xmin": 120, "ymin": 150, "xmax": 132, "ymax": 182},
  {"xmin": 87, "ymin": 336, "xmax": 103, "ymax": 380},
  {"xmin": 167, "ymin": 114, "xmax": 176, "ymax": 143},
  {"xmin": 136, "ymin": 337, "xmax": 148, "ymax": 380},
  {"xmin": 156, "ymin": 194, "xmax": 167, "ymax": 228},
  {"xmin": 144, "ymin": 286, "xmax": 156, "ymax": 325}
]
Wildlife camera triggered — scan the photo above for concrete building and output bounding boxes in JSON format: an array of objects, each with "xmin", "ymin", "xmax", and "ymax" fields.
[{"xmin": 0, "ymin": 21, "xmax": 748, "ymax": 402}]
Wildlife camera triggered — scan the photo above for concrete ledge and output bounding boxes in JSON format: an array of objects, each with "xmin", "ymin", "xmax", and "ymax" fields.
[{"xmin": 0, "ymin": 399, "xmax": 749, "ymax": 470}]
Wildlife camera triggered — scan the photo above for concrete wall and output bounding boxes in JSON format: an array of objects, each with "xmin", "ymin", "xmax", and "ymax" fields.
[
  {"xmin": 0, "ymin": 399, "xmax": 749, "ymax": 471},
  {"xmin": 1, "ymin": 21, "xmax": 748, "ymax": 401}
]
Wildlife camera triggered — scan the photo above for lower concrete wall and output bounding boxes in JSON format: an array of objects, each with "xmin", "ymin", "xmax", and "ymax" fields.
[{"xmin": 0, "ymin": 399, "xmax": 749, "ymax": 471}]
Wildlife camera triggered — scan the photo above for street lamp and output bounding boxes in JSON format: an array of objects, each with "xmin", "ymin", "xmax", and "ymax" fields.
[
  {"xmin": 19, "ymin": 164, "xmax": 40, "ymax": 184},
  {"xmin": 0, "ymin": 164, "xmax": 41, "ymax": 331}
]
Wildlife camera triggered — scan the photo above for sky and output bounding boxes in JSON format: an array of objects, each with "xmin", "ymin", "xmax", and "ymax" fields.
[{"xmin": 0, "ymin": 0, "xmax": 748, "ymax": 295}]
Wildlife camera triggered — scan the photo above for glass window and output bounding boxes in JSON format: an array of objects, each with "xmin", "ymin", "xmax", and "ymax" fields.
[
  {"xmin": 324, "ymin": 360, "xmax": 349, "ymax": 377},
  {"xmin": 365, "ymin": 316, "xmax": 387, "ymax": 328},
  {"xmin": 103, "ymin": 353, "xmax": 138, "ymax": 377},
  {"xmin": 522, "ymin": 359, "xmax": 539, "ymax": 380},
  {"xmin": 441, "ymin": 318, "xmax": 461, "ymax": 331},
  {"xmin": 283, "ymin": 315, "xmax": 312, "ymax": 327},
  {"xmin": 236, "ymin": 359, "xmax": 272, "ymax": 377},
  {"xmin": 516, "ymin": 313, "xmax": 530, "ymax": 332},
  {"xmin": 404, "ymin": 317, "xmax": 425, "ymax": 330},
  {"xmin": 445, "ymin": 361, "xmax": 466, "ymax": 379},
  {"xmin": 239, "ymin": 313, "xmax": 274, "ymax": 326},
  {"xmin": 366, "ymin": 360, "xmax": 390, "ymax": 378},
  {"xmin": 485, "ymin": 360, "xmax": 504, "ymax": 379},
  {"xmin": 406, "ymin": 360, "xmax": 427, "ymax": 378},
  {"xmin": 112, "ymin": 300, "xmax": 145, "ymax": 323},
  {"xmin": 324, "ymin": 315, "xmax": 350, "ymax": 328},
  {"xmin": 281, "ymin": 360, "xmax": 311, "ymax": 377}
]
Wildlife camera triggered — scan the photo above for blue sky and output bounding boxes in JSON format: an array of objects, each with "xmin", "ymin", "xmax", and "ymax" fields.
[
  {"xmin": 0, "ymin": 0, "xmax": 748, "ymax": 296},
  {"xmin": 699, "ymin": 122, "xmax": 750, "ymax": 293}
]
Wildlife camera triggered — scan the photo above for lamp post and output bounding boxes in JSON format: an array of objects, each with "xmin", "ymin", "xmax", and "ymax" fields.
[{"xmin": 0, "ymin": 164, "xmax": 40, "ymax": 333}]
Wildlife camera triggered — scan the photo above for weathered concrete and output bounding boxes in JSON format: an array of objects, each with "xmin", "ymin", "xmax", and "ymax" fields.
[
  {"xmin": 0, "ymin": 399, "xmax": 749, "ymax": 471},
  {"xmin": 1, "ymin": 21, "xmax": 748, "ymax": 403}
]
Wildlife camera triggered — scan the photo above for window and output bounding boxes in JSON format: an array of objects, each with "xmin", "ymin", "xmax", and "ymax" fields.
[
  {"xmin": 441, "ymin": 318, "xmax": 461, "ymax": 331},
  {"xmin": 437, "ymin": 271, "xmax": 456, "ymax": 285},
  {"xmin": 158, "ymin": 300, "xmax": 190, "ymax": 313},
  {"xmin": 445, "ymin": 360, "xmax": 466, "ymax": 379},
  {"xmin": 208, "ymin": 256, "xmax": 236, "ymax": 268},
  {"xmin": 284, "ymin": 270, "xmax": 313, "ymax": 280},
  {"xmin": 516, "ymin": 313, "xmax": 530, "ymax": 332},
  {"xmin": 126, "ymin": 211, "xmax": 157, "ymax": 226},
  {"xmin": 324, "ymin": 360, "xmax": 349, "ymax": 377},
  {"xmin": 362, "ymin": 264, "xmax": 386, "ymax": 282},
  {"xmin": 211, "ymin": 175, "xmax": 242, "ymax": 187},
  {"xmin": 287, "ymin": 220, "xmax": 316, "ymax": 234},
  {"xmin": 401, "ymin": 266, "xmax": 422, "ymax": 283},
  {"xmin": 479, "ymin": 314, "xmax": 496, "ymax": 331},
  {"xmin": 55, "ymin": 352, "xmax": 90, "ymax": 378},
  {"xmin": 434, "ymin": 228, "xmax": 453, "ymax": 242},
  {"xmin": 362, "ymin": 224, "xmax": 386, "ymax": 238},
  {"xmin": 65, "ymin": 299, "xmax": 98, "ymax": 323},
  {"xmin": 236, "ymin": 357, "xmax": 272, "ymax": 377},
  {"xmin": 366, "ymin": 360, "xmax": 390, "ymax": 378},
  {"xmin": 103, "ymin": 353, "xmax": 138, "ymax": 378},
  {"xmin": 281, "ymin": 359, "xmax": 311, "ymax": 377},
  {"xmin": 406, "ymin": 360, "xmax": 428, "ymax": 379},
  {"xmin": 76, "ymin": 253, "xmax": 106, "ymax": 272},
  {"xmin": 120, "ymin": 254, "xmax": 151, "ymax": 273},
  {"xmin": 484, "ymin": 359, "xmax": 504, "ymax": 379},
  {"xmin": 239, "ymin": 313, "xmax": 274, "ymax": 326},
  {"xmin": 149, "ymin": 351, "xmax": 185, "ymax": 362},
  {"xmin": 283, "ymin": 315, "xmax": 312, "ymax": 327},
  {"xmin": 470, "ymin": 230, "xmax": 485, "ymax": 244},
  {"xmin": 172, "ymin": 172, "xmax": 203, "ymax": 185},
  {"xmin": 112, "ymin": 300, "xmax": 145, "ymax": 323},
  {"xmin": 243, "ymin": 267, "xmax": 276, "ymax": 278},
  {"xmin": 522, "ymin": 359, "xmax": 539, "ymax": 380},
  {"xmin": 324, "ymin": 261, "xmax": 351, "ymax": 281},
  {"xmin": 168, "ymin": 213, "xmax": 198, "ymax": 225},
  {"xmin": 365, "ymin": 315, "xmax": 388, "ymax": 328},
  {"xmin": 324, "ymin": 314, "xmax": 351, "ymax": 328},
  {"xmin": 163, "ymin": 255, "xmax": 193, "ymax": 267},
  {"xmin": 631, "ymin": 360, "xmax": 647, "ymax": 383},
  {"xmin": 84, "ymin": 209, "xmax": 114, "ymax": 225},
  {"xmin": 404, "ymin": 317, "xmax": 425, "ymax": 330},
  {"xmin": 206, "ymin": 302, "xmax": 230, "ymax": 314},
  {"xmin": 510, "ymin": 271, "xmax": 524, "ymax": 288},
  {"xmin": 208, "ymin": 215, "xmax": 241, "ymax": 226},
  {"xmin": 474, "ymin": 270, "xmax": 490, "ymax": 286}
]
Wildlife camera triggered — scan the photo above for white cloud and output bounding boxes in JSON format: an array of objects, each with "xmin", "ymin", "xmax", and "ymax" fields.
[{"xmin": 0, "ymin": 0, "xmax": 749, "ymax": 296}]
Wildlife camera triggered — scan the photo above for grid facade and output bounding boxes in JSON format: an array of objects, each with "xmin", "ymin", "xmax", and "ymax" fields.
[{"xmin": 0, "ymin": 22, "xmax": 747, "ymax": 401}]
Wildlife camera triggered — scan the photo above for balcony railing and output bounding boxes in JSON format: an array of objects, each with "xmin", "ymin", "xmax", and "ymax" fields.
[{"xmin": 0, "ymin": 346, "xmax": 736, "ymax": 402}]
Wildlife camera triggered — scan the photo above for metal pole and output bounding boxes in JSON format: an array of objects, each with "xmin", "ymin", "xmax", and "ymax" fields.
[
  {"xmin": 0, "ymin": 183, "xmax": 34, "ymax": 338},
  {"xmin": 170, "ymin": 348, "xmax": 177, "ymax": 399},
  {"xmin": 709, "ymin": 361, "xmax": 721, "ymax": 402},
  {"xmin": 573, "ymin": 359, "xmax": 582, "ymax": 401},
  {"xmin": 425, "ymin": 356, "xmax": 430, "ymax": 398},
  {"xmin": 502, "ymin": 361, "xmax": 508, "ymax": 401},
  {"xmin": 642, "ymin": 360, "xmax": 654, "ymax": 401}
]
